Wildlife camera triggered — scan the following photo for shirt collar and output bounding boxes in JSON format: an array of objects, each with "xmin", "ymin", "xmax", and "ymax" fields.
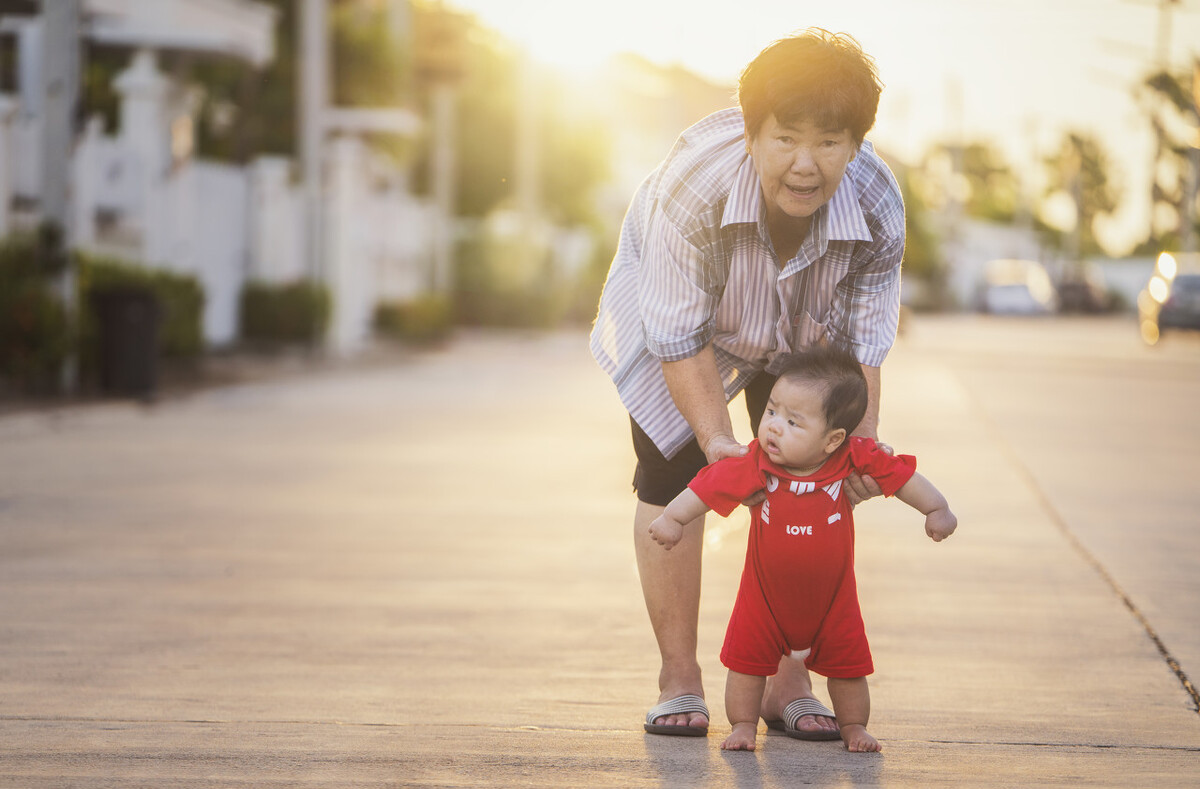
[
  {"xmin": 825, "ymin": 164, "xmax": 873, "ymax": 242},
  {"xmin": 720, "ymin": 154, "xmax": 874, "ymax": 245},
  {"xmin": 721, "ymin": 155, "xmax": 762, "ymax": 227}
]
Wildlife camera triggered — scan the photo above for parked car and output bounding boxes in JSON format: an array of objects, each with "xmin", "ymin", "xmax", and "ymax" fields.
[
  {"xmin": 1056, "ymin": 264, "xmax": 1113, "ymax": 313},
  {"xmin": 978, "ymin": 259, "xmax": 1059, "ymax": 315},
  {"xmin": 1138, "ymin": 252, "xmax": 1200, "ymax": 344}
]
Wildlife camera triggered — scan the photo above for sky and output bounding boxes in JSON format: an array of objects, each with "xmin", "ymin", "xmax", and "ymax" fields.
[{"xmin": 447, "ymin": 0, "xmax": 1200, "ymax": 255}]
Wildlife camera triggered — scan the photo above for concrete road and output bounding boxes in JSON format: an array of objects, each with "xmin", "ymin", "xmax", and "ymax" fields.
[
  {"xmin": 903, "ymin": 314, "xmax": 1200, "ymax": 700},
  {"xmin": 0, "ymin": 316, "xmax": 1197, "ymax": 787}
]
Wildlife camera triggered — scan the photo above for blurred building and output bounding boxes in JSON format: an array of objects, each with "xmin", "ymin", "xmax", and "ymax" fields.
[
  {"xmin": 587, "ymin": 53, "xmax": 736, "ymax": 223},
  {"xmin": 0, "ymin": 0, "xmax": 436, "ymax": 354}
]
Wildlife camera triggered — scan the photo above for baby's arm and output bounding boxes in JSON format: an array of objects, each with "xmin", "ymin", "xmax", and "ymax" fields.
[
  {"xmin": 894, "ymin": 472, "xmax": 957, "ymax": 542},
  {"xmin": 648, "ymin": 488, "xmax": 711, "ymax": 550}
]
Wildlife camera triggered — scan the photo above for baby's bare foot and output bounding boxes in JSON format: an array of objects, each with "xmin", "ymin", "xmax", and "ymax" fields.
[
  {"xmin": 721, "ymin": 722, "xmax": 758, "ymax": 751},
  {"xmin": 839, "ymin": 724, "xmax": 881, "ymax": 753}
]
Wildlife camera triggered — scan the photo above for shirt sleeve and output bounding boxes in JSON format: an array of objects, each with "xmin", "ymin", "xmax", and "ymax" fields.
[
  {"xmin": 637, "ymin": 212, "xmax": 718, "ymax": 362},
  {"xmin": 848, "ymin": 436, "xmax": 916, "ymax": 497},
  {"xmin": 687, "ymin": 453, "xmax": 765, "ymax": 517},
  {"xmin": 828, "ymin": 233, "xmax": 904, "ymax": 368}
]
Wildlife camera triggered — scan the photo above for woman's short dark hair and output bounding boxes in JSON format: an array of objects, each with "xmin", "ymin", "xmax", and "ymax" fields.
[
  {"xmin": 737, "ymin": 28, "xmax": 883, "ymax": 145},
  {"xmin": 774, "ymin": 345, "xmax": 868, "ymax": 435}
]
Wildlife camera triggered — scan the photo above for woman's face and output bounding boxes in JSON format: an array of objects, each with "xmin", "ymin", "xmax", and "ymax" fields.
[{"xmin": 747, "ymin": 114, "xmax": 858, "ymax": 228}]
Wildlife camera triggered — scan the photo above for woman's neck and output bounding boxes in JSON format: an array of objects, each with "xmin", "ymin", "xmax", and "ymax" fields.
[{"xmin": 767, "ymin": 213, "xmax": 812, "ymax": 265}]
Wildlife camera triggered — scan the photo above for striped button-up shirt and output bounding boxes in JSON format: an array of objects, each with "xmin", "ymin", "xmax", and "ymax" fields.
[{"xmin": 590, "ymin": 108, "xmax": 906, "ymax": 459}]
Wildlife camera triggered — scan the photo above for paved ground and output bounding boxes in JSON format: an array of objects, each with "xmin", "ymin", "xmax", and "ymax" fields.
[{"xmin": 1, "ymin": 317, "xmax": 1197, "ymax": 787}]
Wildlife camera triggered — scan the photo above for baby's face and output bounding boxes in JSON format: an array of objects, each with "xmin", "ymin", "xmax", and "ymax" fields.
[{"xmin": 757, "ymin": 377, "xmax": 840, "ymax": 474}]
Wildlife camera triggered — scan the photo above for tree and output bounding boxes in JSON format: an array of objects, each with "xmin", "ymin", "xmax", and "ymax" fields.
[
  {"xmin": 1137, "ymin": 62, "xmax": 1200, "ymax": 251},
  {"xmin": 911, "ymin": 140, "xmax": 1019, "ymax": 223},
  {"xmin": 1038, "ymin": 131, "xmax": 1119, "ymax": 259},
  {"xmin": 959, "ymin": 142, "xmax": 1020, "ymax": 223},
  {"xmin": 407, "ymin": 6, "xmax": 609, "ymax": 223}
]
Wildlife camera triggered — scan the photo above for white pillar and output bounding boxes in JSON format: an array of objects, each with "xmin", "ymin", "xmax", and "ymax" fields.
[
  {"xmin": 248, "ymin": 155, "xmax": 293, "ymax": 282},
  {"xmin": 299, "ymin": 0, "xmax": 329, "ymax": 283},
  {"xmin": 324, "ymin": 135, "xmax": 370, "ymax": 356},
  {"xmin": 15, "ymin": 18, "xmax": 41, "ymax": 117},
  {"xmin": 0, "ymin": 95, "xmax": 18, "ymax": 238},
  {"xmin": 70, "ymin": 116, "xmax": 103, "ymax": 247},
  {"xmin": 114, "ymin": 48, "xmax": 170, "ymax": 265},
  {"xmin": 429, "ymin": 83, "xmax": 455, "ymax": 293}
]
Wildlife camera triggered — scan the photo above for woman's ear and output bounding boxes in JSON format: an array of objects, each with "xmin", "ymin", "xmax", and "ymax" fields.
[{"xmin": 824, "ymin": 428, "xmax": 848, "ymax": 455}]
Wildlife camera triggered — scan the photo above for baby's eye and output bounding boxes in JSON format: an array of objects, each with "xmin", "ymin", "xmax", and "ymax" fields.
[{"xmin": 787, "ymin": 419, "xmax": 797, "ymax": 428}]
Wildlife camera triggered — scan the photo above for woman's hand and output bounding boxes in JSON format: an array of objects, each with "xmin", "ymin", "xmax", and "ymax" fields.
[
  {"xmin": 845, "ymin": 440, "xmax": 891, "ymax": 506},
  {"xmin": 703, "ymin": 434, "xmax": 765, "ymax": 507},
  {"xmin": 703, "ymin": 434, "xmax": 748, "ymax": 464}
]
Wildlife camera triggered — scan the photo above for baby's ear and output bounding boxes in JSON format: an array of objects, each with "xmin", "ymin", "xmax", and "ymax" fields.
[{"xmin": 824, "ymin": 428, "xmax": 848, "ymax": 455}]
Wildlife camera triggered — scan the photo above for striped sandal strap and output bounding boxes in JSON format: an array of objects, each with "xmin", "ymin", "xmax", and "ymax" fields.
[
  {"xmin": 645, "ymin": 694, "xmax": 710, "ymax": 725},
  {"xmin": 782, "ymin": 697, "xmax": 836, "ymax": 729}
]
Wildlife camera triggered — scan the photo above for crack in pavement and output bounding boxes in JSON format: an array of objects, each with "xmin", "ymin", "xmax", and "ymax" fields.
[{"xmin": 955, "ymin": 371, "xmax": 1200, "ymax": 715}]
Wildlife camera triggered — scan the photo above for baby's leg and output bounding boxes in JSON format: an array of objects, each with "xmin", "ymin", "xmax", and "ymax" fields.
[
  {"xmin": 722, "ymin": 671, "xmax": 766, "ymax": 751},
  {"xmin": 827, "ymin": 676, "xmax": 880, "ymax": 752}
]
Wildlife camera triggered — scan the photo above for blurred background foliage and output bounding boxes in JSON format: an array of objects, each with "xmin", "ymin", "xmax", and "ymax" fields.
[{"xmin": 70, "ymin": 0, "xmax": 1197, "ymax": 338}]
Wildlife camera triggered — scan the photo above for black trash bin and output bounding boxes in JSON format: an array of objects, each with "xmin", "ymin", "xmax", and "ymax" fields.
[{"xmin": 90, "ymin": 287, "xmax": 161, "ymax": 398}]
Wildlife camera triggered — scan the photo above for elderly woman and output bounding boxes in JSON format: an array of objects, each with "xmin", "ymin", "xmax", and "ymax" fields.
[{"xmin": 590, "ymin": 29, "xmax": 905, "ymax": 738}]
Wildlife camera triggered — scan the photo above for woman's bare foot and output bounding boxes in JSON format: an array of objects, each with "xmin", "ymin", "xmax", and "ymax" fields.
[
  {"xmin": 839, "ymin": 724, "xmax": 881, "ymax": 753},
  {"xmin": 721, "ymin": 722, "xmax": 759, "ymax": 751}
]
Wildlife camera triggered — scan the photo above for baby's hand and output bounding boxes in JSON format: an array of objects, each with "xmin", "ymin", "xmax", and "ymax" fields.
[
  {"xmin": 648, "ymin": 516, "xmax": 683, "ymax": 550},
  {"xmin": 925, "ymin": 508, "xmax": 957, "ymax": 542}
]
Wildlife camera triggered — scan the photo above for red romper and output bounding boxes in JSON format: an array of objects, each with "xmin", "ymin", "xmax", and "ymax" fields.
[{"xmin": 689, "ymin": 437, "xmax": 916, "ymax": 679}]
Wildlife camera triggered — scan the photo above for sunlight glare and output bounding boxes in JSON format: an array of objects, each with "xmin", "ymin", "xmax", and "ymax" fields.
[
  {"xmin": 1140, "ymin": 319, "xmax": 1160, "ymax": 346},
  {"xmin": 1157, "ymin": 252, "xmax": 1177, "ymax": 281},
  {"xmin": 1148, "ymin": 276, "xmax": 1169, "ymax": 304}
]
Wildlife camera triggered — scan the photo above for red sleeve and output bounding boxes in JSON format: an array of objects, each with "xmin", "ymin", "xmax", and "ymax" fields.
[
  {"xmin": 848, "ymin": 436, "xmax": 917, "ymax": 497},
  {"xmin": 687, "ymin": 453, "xmax": 765, "ymax": 517}
]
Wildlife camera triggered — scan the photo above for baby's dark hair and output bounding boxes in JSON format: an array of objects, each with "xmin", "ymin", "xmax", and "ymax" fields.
[{"xmin": 773, "ymin": 345, "xmax": 868, "ymax": 434}]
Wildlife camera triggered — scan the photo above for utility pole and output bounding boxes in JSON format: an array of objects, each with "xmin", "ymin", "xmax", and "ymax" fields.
[
  {"xmin": 1155, "ymin": 0, "xmax": 1181, "ymax": 65},
  {"xmin": 414, "ymin": 4, "xmax": 466, "ymax": 295},
  {"xmin": 40, "ymin": 0, "xmax": 80, "ymax": 393},
  {"xmin": 515, "ymin": 51, "xmax": 541, "ymax": 286},
  {"xmin": 1148, "ymin": 0, "xmax": 1183, "ymax": 247},
  {"xmin": 1185, "ymin": 59, "xmax": 1200, "ymax": 253},
  {"xmin": 298, "ymin": 0, "xmax": 329, "ymax": 286}
]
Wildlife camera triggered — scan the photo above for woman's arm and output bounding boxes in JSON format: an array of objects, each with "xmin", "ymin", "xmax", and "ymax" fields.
[
  {"xmin": 845, "ymin": 363, "xmax": 884, "ymax": 504},
  {"xmin": 853, "ymin": 364, "xmax": 881, "ymax": 440},
  {"xmin": 662, "ymin": 345, "xmax": 746, "ymax": 463}
]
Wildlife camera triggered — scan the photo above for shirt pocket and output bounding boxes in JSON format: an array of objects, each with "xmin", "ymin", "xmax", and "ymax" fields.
[
  {"xmin": 786, "ymin": 264, "xmax": 839, "ymax": 349},
  {"xmin": 791, "ymin": 309, "xmax": 829, "ymax": 349}
]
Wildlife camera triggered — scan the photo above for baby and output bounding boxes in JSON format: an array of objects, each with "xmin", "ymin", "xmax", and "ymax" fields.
[{"xmin": 649, "ymin": 345, "xmax": 957, "ymax": 752}]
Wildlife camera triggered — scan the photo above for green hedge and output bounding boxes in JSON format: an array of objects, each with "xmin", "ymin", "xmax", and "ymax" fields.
[
  {"xmin": 373, "ymin": 295, "xmax": 453, "ymax": 343},
  {"xmin": 239, "ymin": 280, "xmax": 330, "ymax": 346},
  {"xmin": 0, "ymin": 238, "xmax": 205, "ymax": 393},
  {"xmin": 0, "ymin": 238, "xmax": 70, "ymax": 391}
]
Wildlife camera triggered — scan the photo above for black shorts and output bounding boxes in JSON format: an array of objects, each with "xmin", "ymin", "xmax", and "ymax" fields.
[{"xmin": 631, "ymin": 371, "xmax": 777, "ymax": 506}]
